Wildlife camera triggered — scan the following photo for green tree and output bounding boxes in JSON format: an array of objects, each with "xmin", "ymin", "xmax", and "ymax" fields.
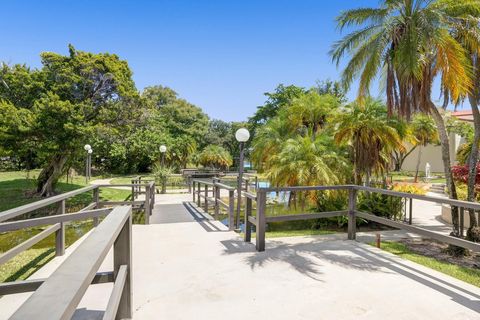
[
  {"xmin": 331, "ymin": 0, "xmax": 479, "ymax": 235},
  {"xmin": 252, "ymin": 91, "xmax": 349, "ymax": 189},
  {"xmin": 198, "ymin": 145, "xmax": 233, "ymax": 170},
  {"xmin": 334, "ymin": 99, "xmax": 403, "ymax": 186},
  {"xmin": 0, "ymin": 45, "xmax": 138, "ymax": 196}
]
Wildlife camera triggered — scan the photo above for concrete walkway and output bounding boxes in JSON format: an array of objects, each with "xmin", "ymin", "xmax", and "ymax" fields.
[{"xmin": 1, "ymin": 193, "xmax": 479, "ymax": 319}]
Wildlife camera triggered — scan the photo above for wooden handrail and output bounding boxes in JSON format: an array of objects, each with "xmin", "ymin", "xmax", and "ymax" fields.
[
  {"xmin": 10, "ymin": 205, "xmax": 133, "ymax": 320},
  {"xmin": 0, "ymin": 185, "xmax": 97, "ymax": 222}
]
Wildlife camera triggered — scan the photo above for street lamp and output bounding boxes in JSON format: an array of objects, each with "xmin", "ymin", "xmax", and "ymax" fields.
[
  {"xmin": 159, "ymin": 145, "xmax": 167, "ymax": 167},
  {"xmin": 235, "ymin": 128, "xmax": 250, "ymax": 229},
  {"xmin": 84, "ymin": 144, "xmax": 92, "ymax": 183},
  {"xmin": 159, "ymin": 145, "xmax": 167, "ymax": 194}
]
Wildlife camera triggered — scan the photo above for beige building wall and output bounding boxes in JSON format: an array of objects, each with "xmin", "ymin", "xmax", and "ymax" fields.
[{"xmin": 400, "ymin": 132, "xmax": 464, "ymax": 173}]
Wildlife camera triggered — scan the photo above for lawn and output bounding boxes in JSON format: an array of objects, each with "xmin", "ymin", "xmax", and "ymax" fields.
[
  {"xmin": 0, "ymin": 170, "xmax": 134, "ymax": 283},
  {"xmin": 389, "ymin": 171, "xmax": 446, "ymax": 184},
  {"xmin": 373, "ymin": 241, "xmax": 480, "ymax": 288}
]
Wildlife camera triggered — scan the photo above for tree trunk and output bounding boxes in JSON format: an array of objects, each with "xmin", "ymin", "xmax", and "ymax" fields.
[
  {"xmin": 466, "ymin": 95, "xmax": 480, "ymax": 230},
  {"xmin": 414, "ymin": 145, "xmax": 422, "ymax": 183},
  {"xmin": 37, "ymin": 154, "xmax": 68, "ymax": 197},
  {"xmin": 429, "ymin": 106, "xmax": 460, "ymax": 236}
]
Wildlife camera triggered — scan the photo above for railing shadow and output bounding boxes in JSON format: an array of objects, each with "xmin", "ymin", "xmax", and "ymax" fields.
[
  {"xmin": 72, "ymin": 308, "xmax": 104, "ymax": 320},
  {"xmin": 182, "ymin": 202, "xmax": 229, "ymax": 233},
  {"xmin": 221, "ymin": 237, "xmax": 480, "ymax": 312},
  {"xmin": 221, "ymin": 238, "xmax": 387, "ymax": 281},
  {"xmin": 352, "ymin": 244, "xmax": 480, "ymax": 313}
]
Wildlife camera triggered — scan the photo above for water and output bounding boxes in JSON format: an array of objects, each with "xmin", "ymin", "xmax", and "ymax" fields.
[{"xmin": 257, "ymin": 181, "xmax": 290, "ymax": 204}]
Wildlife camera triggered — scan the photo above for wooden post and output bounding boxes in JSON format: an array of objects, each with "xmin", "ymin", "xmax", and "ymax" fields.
[
  {"xmin": 204, "ymin": 184, "xmax": 208, "ymax": 213},
  {"xmin": 244, "ymin": 178, "xmax": 249, "ymax": 192},
  {"xmin": 408, "ymin": 198, "xmax": 413, "ymax": 225},
  {"xmin": 151, "ymin": 182, "xmax": 156, "ymax": 211},
  {"xmin": 256, "ymin": 190, "xmax": 266, "ymax": 251},
  {"xmin": 197, "ymin": 182, "xmax": 201, "ymax": 207},
  {"xmin": 192, "ymin": 180, "xmax": 196, "ymax": 202},
  {"xmin": 228, "ymin": 190, "xmax": 235, "ymax": 231},
  {"xmin": 113, "ymin": 212, "xmax": 132, "ymax": 319},
  {"xmin": 214, "ymin": 183, "xmax": 220, "ymax": 220},
  {"xmin": 144, "ymin": 184, "xmax": 150, "ymax": 225},
  {"xmin": 460, "ymin": 207, "xmax": 465, "ymax": 237},
  {"xmin": 244, "ymin": 197, "xmax": 252, "ymax": 242},
  {"xmin": 376, "ymin": 233, "xmax": 381, "ymax": 248},
  {"xmin": 131, "ymin": 179, "xmax": 135, "ymax": 200},
  {"xmin": 93, "ymin": 187, "xmax": 100, "ymax": 227},
  {"xmin": 348, "ymin": 188, "xmax": 357, "ymax": 240},
  {"xmin": 55, "ymin": 200, "xmax": 66, "ymax": 256}
]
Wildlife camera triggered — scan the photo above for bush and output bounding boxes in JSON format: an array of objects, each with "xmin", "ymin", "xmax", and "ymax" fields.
[
  {"xmin": 391, "ymin": 184, "xmax": 427, "ymax": 195},
  {"xmin": 358, "ymin": 191, "xmax": 403, "ymax": 220},
  {"xmin": 452, "ymin": 163, "xmax": 480, "ymax": 187}
]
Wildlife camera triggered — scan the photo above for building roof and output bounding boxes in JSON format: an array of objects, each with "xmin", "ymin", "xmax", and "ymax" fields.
[{"xmin": 452, "ymin": 110, "xmax": 474, "ymax": 122}]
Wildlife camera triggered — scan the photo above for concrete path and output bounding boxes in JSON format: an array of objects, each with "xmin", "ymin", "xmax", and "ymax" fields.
[
  {"xmin": 410, "ymin": 192, "xmax": 453, "ymax": 235},
  {"xmin": 1, "ymin": 193, "xmax": 479, "ymax": 319}
]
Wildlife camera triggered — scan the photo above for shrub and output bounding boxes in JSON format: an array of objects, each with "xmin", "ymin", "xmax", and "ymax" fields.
[
  {"xmin": 358, "ymin": 191, "xmax": 403, "ymax": 220},
  {"xmin": 452, "ymin": 163, "xmax": 480, "ymax": 186},
  {"xmin": 391, "ymin": 184, "xmax": 427, "ymax": 195}
]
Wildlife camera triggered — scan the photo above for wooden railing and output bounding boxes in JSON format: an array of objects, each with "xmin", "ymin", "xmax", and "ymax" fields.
[
  {"xmin": 0, "ymin": 182, "xmax": 155, "ymax": 269},
  {"xmin": 245, "ymin": 185, "xmax": 480, "ymax": 252},
  {"xmin": 192, "ymin": 179, "xmax": 236, "ymax": 230},
  {"xmin": 2, "ymin": 205, "xmax": 133, "ymax": 320}
]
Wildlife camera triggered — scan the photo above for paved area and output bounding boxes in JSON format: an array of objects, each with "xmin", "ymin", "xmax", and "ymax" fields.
[
  {"xmin": 410, "ymin": 192, "xmax": 453, "ymax": 235},
  {"xmin": 1, "ymin": 192, "xmax": 479, "ymax": 319}
]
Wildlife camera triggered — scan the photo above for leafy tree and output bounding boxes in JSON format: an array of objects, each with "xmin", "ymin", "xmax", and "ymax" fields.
[
  {"xmin": 312, "ymin": 79, "xmax": 347, "ymax": 103},
  {"xmin": 0, "ymin": 45, "xmax": 138, "ymax": 196},
  {"xmin": 204, "ymin": 119, "xmax": 232, "ymax": 148},
  {"xmin": 198, "ymin": 145, "xmax": 232, "ymax": 170},
  {"xmin": 142, "ymin": 85, "xmax": 178, "ymax": 108},
  {"xmin": 334, "ymin": 99, "xmax": 403, "ymax": 186},
  {"xmin": 248, "ymin": 84, "xmax": 306, "ymax": 136}
]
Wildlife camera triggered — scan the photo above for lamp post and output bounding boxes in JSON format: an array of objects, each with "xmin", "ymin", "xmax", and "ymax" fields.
[
  {"xmin": 235, "ymin": 128, "xmax": 250, "ymax": 229},
  {"xmin": 159, "ymin": 145, "xmax": 167, "ymax": 167},
  {"xmin": 159, "ymin": 145, "xmax": 167, "ymax": 194},
  {"xmin": 84, "ymin": 144, "xmax": 92, "ymax": 183}
]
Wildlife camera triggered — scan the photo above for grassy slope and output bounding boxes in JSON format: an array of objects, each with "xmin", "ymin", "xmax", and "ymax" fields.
[
  {"xmin": 0, "ymin": 170, "xmax": 132, "ymax": 282},
  {"xmin": 374, "ymin": 241, "xmax": 480, "ymax": 288}
]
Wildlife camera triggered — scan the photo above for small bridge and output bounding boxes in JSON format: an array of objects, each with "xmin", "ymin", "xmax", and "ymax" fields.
[{"xmin": 0, "ymin": 181, "xmax": 479, "ymax": 319}]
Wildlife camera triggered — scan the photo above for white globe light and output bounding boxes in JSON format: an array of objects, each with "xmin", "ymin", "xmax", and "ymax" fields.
[
  {"xmin": 84, "ymin": 144, "xmax": 91, "ymax": 151},
  {"xmin": 159, "ymin": 145, "xmax": 167, "ymax": 153},
  {"xmin": 88, "ymin": 149, "xmax": 93, "ymax": 154},
  {"xmin": 235, "ymin": 128, "xmax": 250, "ymax": 142}
]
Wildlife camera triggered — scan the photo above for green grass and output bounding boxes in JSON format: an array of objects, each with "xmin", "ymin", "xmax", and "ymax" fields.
[
  {"xmin": 0, "ymin": 170, "xmax": 134, "ymax": 282},
  {"xmin": 373, "ymin": 241, "xmax": 480, "ymax": 288}
]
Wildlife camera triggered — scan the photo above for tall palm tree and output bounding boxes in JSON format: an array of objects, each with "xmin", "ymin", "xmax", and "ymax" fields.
[
  {"xmin": 449, "ymin": 8, "xmax": 480, "ymax": 232},
  {"xmin": 334, "ymin": 98, "xmax": 403, "ymax": 185},
  {"xmin": 410, "ymin": 114, "xmax": 439, "ymax": 182},
  {"xmin": 331, "ymin": 0, "xmax": 480, "ymax": 235}
]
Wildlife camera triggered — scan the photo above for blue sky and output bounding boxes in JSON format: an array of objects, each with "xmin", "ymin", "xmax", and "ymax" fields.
[{"xmin": 1, "ymin": 0, "xmax": 450, "ymax": 121}]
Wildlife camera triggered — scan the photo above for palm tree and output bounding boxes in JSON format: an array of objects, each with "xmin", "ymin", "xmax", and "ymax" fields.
[
  {"xmin": 266, "ymin": 133, "xmax": 349, "ymax": 187},
  {"xmin": 198, "ymin": 145, "xmax": 233, "ymax": 170},
  {"xmin": 449, "ymin": 8, "xmax": 480, "ymax": 232},
  {"xmin": 410, "ymin": 114, "xmax": 439, "ymax": 182},
  {"xmin": 331, "ymin": 0, "xmax": 480, "ymax": 236},
  {"xmin": 334, "ymin": 98, "xmax": 403, "ymax": 186}
]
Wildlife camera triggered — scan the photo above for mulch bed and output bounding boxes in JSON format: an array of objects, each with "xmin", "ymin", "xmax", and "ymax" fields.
[{"xmin": 399, "ymin": 238, "xmax": 480, "ymax": 269}]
